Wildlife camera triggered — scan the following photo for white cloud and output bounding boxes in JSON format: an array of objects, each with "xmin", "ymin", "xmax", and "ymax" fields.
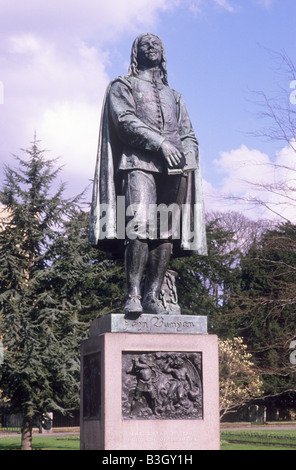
[
  {"xmin": 38, "ymin": 100, "xmax": 100, "ymax": 178},
  {"xmin": 9, "ymin": 34, "xmax": 43, "ymax": 55},
  {"xmin": 176, "ymin": 0, "xmax": 236, "ymax": 15},
  {"xmin": 0, "ymin": 0, "xmax": 174, "ymax": 196},
  {"xmin": 253, "ymin": 0, "xmax": 273, "ymax": 9},
  {"xmin": 0, "ymin": 0, "xmax": 171, "ymax": 44},
  {"xmin": 1, "ymin": 33, "xmax": 110, "ymax": 187},
  {"xmin": 205, "ymin": 144, "xmax": 296, "ymax": 222},
  {"xmin": 213, "ymin": 0, "xmax": 235, "ymax": 13},
  {"xmin": 0, "ymin": 0, "xmax": 278, "ymax": 202}
]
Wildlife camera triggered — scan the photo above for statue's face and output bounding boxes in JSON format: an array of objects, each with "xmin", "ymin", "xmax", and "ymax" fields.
[{"xmin": 137, "ymin": 35, "xmax": 163, "ymax": 68}]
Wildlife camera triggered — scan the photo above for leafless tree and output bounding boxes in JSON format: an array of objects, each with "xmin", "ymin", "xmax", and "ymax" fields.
[{"xmin": 225, "ymin": 51, "xmax": 296, "ymax": 222}]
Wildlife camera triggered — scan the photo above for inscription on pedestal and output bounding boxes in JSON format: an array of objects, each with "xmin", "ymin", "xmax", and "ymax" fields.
[
  {"xmin": 90, "ymin": 313, "xmax": 207, "ymax": 336},
  {"xmin": 123, "ymin": 316, "xmax": 198, "ymax": 333},
  {"xmin": 122, "ymin": 352, "xmax": 203, "ymax": 420},
  {"xmin": 83, "ymin": 352, "xmax": 101, "ymax": 420}
]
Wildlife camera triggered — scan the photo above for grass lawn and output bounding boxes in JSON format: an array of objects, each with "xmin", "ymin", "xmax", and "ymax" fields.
[
  {"xmin": 221, "ymin": 441, "xmax": 296, "ymax": 450},
  {"xmin": 1, "ymin": 429, "xmax": 296, "ymax": 450},
  {"xmin": 221, "ymin": 429, "xmax": 296, "ymax": 451},
  {"xmin": 0, "ymin": 435, "xmax": 80, "ymax": 451}
]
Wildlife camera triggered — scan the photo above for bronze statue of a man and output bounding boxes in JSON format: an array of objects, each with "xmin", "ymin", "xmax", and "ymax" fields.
[{"xmin": 89, "ymin": 33, "xmax": 207, "ymax": 315}]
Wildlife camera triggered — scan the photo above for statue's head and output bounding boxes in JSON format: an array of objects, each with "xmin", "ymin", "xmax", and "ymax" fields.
[{"xmin": 128, "ymin": 33, "xmax": 168, "ymax": 85}]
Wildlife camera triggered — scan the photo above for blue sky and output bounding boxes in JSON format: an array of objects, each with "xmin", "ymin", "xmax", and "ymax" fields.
[{"xmin": 0, "ymin": 0, "xmax": 295, "ymax": 221}]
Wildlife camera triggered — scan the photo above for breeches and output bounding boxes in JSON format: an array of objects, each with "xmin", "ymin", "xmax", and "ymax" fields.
[{"xmin": 121, "ymin": 170, "xmax": 187, "ymax": 240}]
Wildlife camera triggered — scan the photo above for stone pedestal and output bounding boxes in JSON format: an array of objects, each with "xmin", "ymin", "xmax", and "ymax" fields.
[{"xmin": 80, "ymin": 314, "xmax": 220, "ymax": 450}]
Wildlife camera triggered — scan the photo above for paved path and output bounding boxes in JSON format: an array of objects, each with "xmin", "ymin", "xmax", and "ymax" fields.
[
  {"xmin": 0, "ymin": 431, "xmax": 79, "ymax": 438},
  {"xmin": 2, "ymin": 424, "xmax": 296, "ymax": 438},
  {"xmin": 221, "ymin": 424, "xmax": 296, "ymax": 431}
]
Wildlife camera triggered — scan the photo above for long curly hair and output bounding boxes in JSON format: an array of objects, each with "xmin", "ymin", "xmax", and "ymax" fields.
[{"xmin": 128, "ymin": 33, "xmax": 168, "ymax": 85}]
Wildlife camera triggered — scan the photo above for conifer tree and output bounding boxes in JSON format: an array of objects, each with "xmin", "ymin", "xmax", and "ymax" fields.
[
  {"xmin": 48, "ymin": 209, "xmax": 126, "ymax": 324},
  {"xmin": 171, "ymin": 216, "xmax": 242, "ymax": 323},
  {"xmin": 236, "ymin": 223, "xmax": 296, "ymax": 395},
  {"xmin": 0, "ymin": 137, "xmax": 86, "ymax": 450}
]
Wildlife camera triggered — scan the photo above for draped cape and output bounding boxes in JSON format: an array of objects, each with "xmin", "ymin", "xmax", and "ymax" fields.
[{"xmin": 88, "ymin": 76, "xmax": 207, "ymax": 258}]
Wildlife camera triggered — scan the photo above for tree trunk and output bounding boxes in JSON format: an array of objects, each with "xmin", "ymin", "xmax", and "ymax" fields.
[{"xmin": 21, "ymin": 415, "xmax": 33, "ymax": 450}]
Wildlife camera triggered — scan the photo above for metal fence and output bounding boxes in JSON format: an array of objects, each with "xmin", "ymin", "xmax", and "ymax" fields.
[
  {"xmin": 0, "ymin": 413, "xmax": 22, "ymax": 433},
  {"xmin": 53, "ymin": 410, "xmax": 80, "ymax": 428},
  {"xmin": 0, "ymin": 410, "xmax": 80, "ymax": 433}
]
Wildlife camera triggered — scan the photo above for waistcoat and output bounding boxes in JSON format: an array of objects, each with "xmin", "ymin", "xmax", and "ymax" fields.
[{"xmin": 117, "ymin": 72, "xmax": 184, "ymax": 173}]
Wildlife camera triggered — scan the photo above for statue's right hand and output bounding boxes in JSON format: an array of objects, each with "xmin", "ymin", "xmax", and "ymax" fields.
[{"xmin": 160, "ymin": 140, "xmax": 183, "ymax": 168}]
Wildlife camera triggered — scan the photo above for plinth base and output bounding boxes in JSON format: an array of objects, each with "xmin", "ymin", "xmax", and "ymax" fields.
[
  {"xmin": 90, "ymin": 313, "xmax": 208, "ymax": 335},
  {"xmin": 80, "ymin": 316, "xmax": 220, "ymax": 450}
]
